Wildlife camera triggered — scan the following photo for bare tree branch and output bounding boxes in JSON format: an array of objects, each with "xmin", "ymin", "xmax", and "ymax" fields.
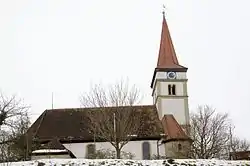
[
  {"xmin": 80, "ymin": 79, "xmax": 143, "ymax": 159},
  {"xmin": 228, "ymin": 125, "xmax": 250, "ymax": 154},
  {"xmin": 190, "ymin": 105, "xmax": 250, "ymax": 159},
  {"xmin": 0, "ymin": 92, "xmax": 30, "ymax": 162},
  {"xmin": 190, "ymin": 105, "xmax": 231, "ymax": 159},
  {"xmin": 231, "ymin": 137, "xmax": 250, "ymax": 152},
  {"xmin": 0, "ymin": 93, "xmax": 29, "ymax": 129}
]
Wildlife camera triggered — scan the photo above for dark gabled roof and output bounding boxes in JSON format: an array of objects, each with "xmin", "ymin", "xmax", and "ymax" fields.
[
  {"xmin": 27, "ymin": 105, "xmax": 164, "ymax": 143},
  {"xmin": 161, "ymin": 115, "xmax": 191, "ymax": 142},
  {"xmin": 230, "ymin": 151, "xmax": 250, "ymax": 160},
  {"xmin": 41, "ymin": 138, "xmax": 66, "ymax": 150},
  {"xmin": 30, "ymin": 138, "xmax": 76, "ymax": 158}
]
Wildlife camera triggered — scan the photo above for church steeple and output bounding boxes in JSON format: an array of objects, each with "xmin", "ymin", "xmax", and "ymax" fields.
[
  {"xmin": 151, "ymin": 13, "xmax": 187, "ymax": 88},
  {"xmin": 157, "ymin": 13, "xmax": 187, "ymax": 69},
  {"xmin": 150, "ymin": 12, "xmax": 190, "ymax": 134}
]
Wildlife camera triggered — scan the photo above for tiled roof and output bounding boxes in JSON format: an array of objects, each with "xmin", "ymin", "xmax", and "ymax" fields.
[
  {"xmin": 161, "ymin": 114, "xmax": 191, "ymax": 142},
  {"xmin": 27, "ymin": 105, "xmax": 164, "ymax": 143},
  {"xmin": 157, "ymin": 14, "xmax": 187, "ymax": 70},
  {"xmin": 41, "ymin": 139, "xmax": 66, "ymax": 150},
  {"xmin": 151, "ymin": 14, "xmax": 187, "ymax": 88},
  {"xmin": 32, "ymin": 139, "xmax": 76, "ymax": 158}
]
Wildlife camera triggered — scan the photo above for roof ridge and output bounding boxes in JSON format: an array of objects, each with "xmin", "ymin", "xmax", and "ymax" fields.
[{"xmin": 46, "ymin": 104, "xmax": 155, "ymax": 111}]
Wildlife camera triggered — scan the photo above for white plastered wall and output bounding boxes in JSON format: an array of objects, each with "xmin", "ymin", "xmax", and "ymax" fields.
[
  {"xmin": 160, "ymin": 98, "xmax": 186, "ymax": 125},
  {"xmin": 152, "ymin": 71, "xmax": 189, "ymax": 126},
  {"xmin": 31, "ymin": 154, "xmax": 71, "ymax": 160},
  {"xmin": 63, "ymin": 140, "xmax": 165, "ymax": 159}
]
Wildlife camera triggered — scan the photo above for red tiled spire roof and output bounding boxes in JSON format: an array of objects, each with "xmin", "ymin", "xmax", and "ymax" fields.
[
  {"xmin": 151, "ymin": 14, "xmax": 187, "ymax": 88},
  {"xmin": 157, "ymin": 14, "xmax": 186, "ymax": 69},
  {"xmin": 161, "ymin": 115, "xmax": 191, "ymax": 142}
]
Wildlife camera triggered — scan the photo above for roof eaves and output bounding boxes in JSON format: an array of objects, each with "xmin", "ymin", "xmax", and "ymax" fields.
[{"xmin": 162, "ymin": 137, "xmax": 193, "ymax": 143}]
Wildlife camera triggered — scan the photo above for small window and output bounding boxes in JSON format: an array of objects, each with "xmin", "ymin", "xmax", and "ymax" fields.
[
  {"xmin": 178, "ymin": 143, "xmax": 182, "ymax": 151},
  {"xmin": 142, "ymin": 142, "xmax": 151, "ymax": 159},
  {"xmin": 168, "ymin": 84, "xmax": 176, "ymax": 95},
  {"xmin": 168, "ymin": 85, "xmax": 172, "ymax": 95},
  {"xmin": 86, "ymin": 144, "xmax": 96, "ymax": 159},
  {"xmin": 172, "ymin": 85, "xmax": 176, "ymax": 95}
]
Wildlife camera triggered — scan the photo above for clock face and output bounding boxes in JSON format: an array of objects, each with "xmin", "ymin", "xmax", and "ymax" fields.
[{"xmin": 167, "ymin": 72, "xmax": 176, "ymax": 79}]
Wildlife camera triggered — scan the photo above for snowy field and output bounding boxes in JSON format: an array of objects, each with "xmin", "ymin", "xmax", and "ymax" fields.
[{"xmin": 0, "ymin": 159, "xmax": 250, "ymax": 166}]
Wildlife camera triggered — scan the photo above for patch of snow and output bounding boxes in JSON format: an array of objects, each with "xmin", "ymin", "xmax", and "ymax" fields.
[
  {"xmin": 0, "ymin": 158, "xmax": 250, "ymax": 166},
  {"xmin": 32, "ymin": 149, "xmax": 68, "ymax": 153},
  {"xmin": 127, "ymin": 134, "xmax": 137, "ymax": 137}
]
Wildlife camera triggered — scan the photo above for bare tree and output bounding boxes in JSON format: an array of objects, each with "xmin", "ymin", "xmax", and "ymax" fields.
[
  {"xmin": 228, "ymin": 125, "xmax": 250, "ymax": 153},
  {"xmin": 0, "ymin": 130, "xmax": 11, "ymax": 162},
  {"xmin": 0, "ymin": 92, "xmax": 30, "ymax": 162},
  {"xmin": 0, "ymin": 93, "xmax": 28, "ymax": 130},
  {"xmin": 8, "ymin": 112, "xmax": 30, "ymax": 161},
  {"xmin": 80, "ymin": 80, "xmax": 143, "ymax": 159},
  {"xmin": 230, "ymin": 137, "xmax": 250, "ymax": 152},
  {"xmin": 190, "ymin": 105, "xmax": 231, "ymax": 159}
]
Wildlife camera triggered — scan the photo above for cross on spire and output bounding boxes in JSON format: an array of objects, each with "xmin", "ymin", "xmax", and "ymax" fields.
[
  {"xmin": 156, "ymin": 8, "xmax": 187, "ymax": 70},
  {"xmin": 162, "ymin": 4, "xmax": 166, "ymax": 16}
]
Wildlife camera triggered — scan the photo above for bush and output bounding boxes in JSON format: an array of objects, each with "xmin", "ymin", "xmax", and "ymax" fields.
[{"xmin": 89, "ymin": 149, "xmax": 135, "ymax": 159}]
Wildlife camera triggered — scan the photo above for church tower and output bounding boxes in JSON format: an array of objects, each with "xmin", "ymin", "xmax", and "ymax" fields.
[{"xmin": 151, "ymin": 14, "xmax": 190, "ymax": 132}]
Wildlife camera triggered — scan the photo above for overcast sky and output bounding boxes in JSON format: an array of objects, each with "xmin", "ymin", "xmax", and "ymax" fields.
[{"xmin": 0, "ymin": 0, "xmax": 250, "ymax": 139}]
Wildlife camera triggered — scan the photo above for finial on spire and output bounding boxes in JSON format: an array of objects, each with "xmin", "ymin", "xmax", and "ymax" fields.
[
  {"xmin": 162, "ymin": 4, "xmax": 166, "ymax": 16},
  {"xmin": 52, "ymin": 92, "xmax": 54, "ymax": 109}
]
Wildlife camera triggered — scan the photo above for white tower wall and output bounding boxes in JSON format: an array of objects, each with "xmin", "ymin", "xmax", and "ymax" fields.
[{"xmin": 152, "ymin": 71, "xmax": 190, "ymax": 128}]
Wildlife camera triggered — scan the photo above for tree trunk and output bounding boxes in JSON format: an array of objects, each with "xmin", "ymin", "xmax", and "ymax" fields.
[{"xmin": 116, "ymin": 148, "xmax": 121, "ymax": 159}]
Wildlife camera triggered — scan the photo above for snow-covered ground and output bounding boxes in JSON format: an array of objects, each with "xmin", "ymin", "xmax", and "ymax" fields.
[
  {"xmin": 0, "ymin": 159, "xmax": 250, "ymax": 166},
  {"xmin": 32, "ymin": 149, "xmax": 68, "ymax": 153}
]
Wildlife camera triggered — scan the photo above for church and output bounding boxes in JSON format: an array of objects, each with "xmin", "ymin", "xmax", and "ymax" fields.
[{"xmin": 27, "ymin": 13, "xmax": 192, "ymax": 160}]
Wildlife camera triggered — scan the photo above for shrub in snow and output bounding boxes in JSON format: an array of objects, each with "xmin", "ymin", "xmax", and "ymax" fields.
[
  {"xmin": 88, "ymin": 149, "xmax": 135, "ymax": 159},
  {"xmin": 37, "ymin": 162, "xmax": 45, "ymax": 166}
]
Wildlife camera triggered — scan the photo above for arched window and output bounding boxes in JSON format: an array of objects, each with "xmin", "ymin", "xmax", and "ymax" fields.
[
  {"xmin": 177, "ymin": 143, "xmax": 182, "ymax": 151},
  {"xmin": 86, "ymin": 144, "xmax": 96, "ymax": 159},
  {"xmin": 142, "ymin": 142, "xmax": 151, "ymax": 159}
]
